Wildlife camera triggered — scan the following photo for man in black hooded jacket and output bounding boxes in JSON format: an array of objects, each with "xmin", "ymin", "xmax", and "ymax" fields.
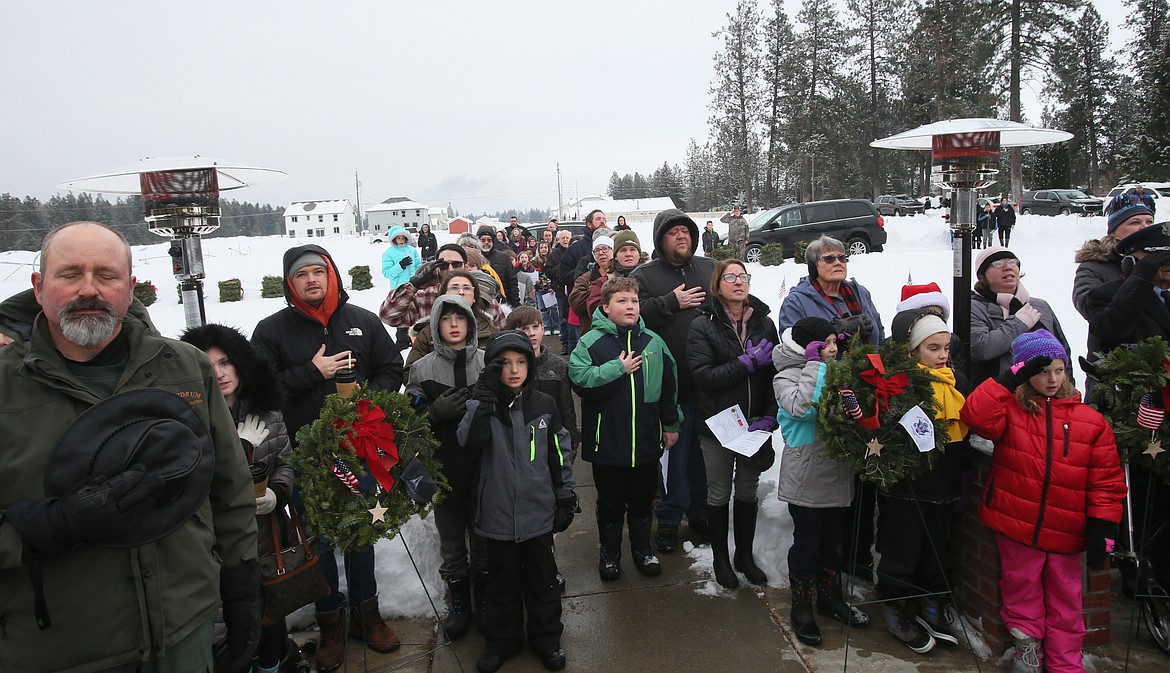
[{"xmin": 476, "ymin": 226, "xmax": 521, "ymax": 306}]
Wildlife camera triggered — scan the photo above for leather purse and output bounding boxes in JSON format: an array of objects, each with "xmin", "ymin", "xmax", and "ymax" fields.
[{"xmin": 258, "ymin": 507, "xmax": 330, "ymax": 622}]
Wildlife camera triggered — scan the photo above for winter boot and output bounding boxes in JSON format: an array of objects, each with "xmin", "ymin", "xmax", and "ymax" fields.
[
  {"xmin": 688, "ymin": 515, "xmax": 710, "ymax": 541},
  {"xmin": 915, "ymin": 595, "xmax": 960, "ymax": 646},
  {"xmin": 628, "ymin": 512, "xmax": 661, "ymax": 577},
  {"xmin": 732, "ymin": 500, "xmax": 768, "ymax": 585},
  {"xmin": 348, "ymin": 596, "xmax": 401, "ymax": 653},
  {"xmin": 472, "ymin": 571, "xmax": 490, "ymax": 634},
  {"xmin": 654, "ymin": 521, "xmax": 679, "ymax": 553},
  {"xmin": 789, "ymin": 576, "xmax": 822, "ymax": 646},
  {"xmin": 1010, "ymin": 627, "xmax": 1044, "ymax": 673},
  {"xmin": 881, "ymin": 600, "xmax": 935, "ymax": 654},
  {"xmin": 707, "ymin": 503, "xmax": 738, "ymax": 589},
  {"xmin": 816, "ymin": 566, "xmax": 870, "ymax": 627},
  {"xmin": 313, "ymin": 609, "xmax": 347, "ymax": 673},
  {"xmin": 442, "ymin": 577, "xmax": 472, "ymax": 640},
  {"xmin": 476, "ymin": 642, "xmax": 521, "ymax": 673}
]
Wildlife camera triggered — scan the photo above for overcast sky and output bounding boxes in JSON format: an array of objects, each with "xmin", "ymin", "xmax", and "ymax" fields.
[{"xmin": 1, "ymin": 0, "xmax": 1130, "ymax": 218}]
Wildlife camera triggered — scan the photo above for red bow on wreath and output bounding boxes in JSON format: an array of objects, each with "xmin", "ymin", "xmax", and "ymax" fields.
[
  {"xmin": 857, "ymin": 353, "xmax": 908, "ymax": 428},
  {"xmin": 334, "ymin": 399, "xmax": 400, "ymax": 492}
]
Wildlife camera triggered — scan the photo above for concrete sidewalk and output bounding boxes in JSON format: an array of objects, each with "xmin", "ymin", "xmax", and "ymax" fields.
[{"xmin": 296, "ymin": 455, "xmax": 1168, "ymax": 673}]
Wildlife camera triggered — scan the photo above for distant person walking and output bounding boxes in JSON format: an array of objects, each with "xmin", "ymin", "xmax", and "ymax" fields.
[
  {"xmin": 727, "ymin": 206, "xmax": 748, "ymax": 260},
  {"xmin": 993, "ymin": 198, "xmax": 1016, "ymax": 247}
]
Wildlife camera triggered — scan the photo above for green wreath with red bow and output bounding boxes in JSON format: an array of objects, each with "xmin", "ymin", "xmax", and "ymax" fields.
[
  {"xmin": 291, "ymin": 387, "xmax": 446, "ymax": 553},
  {"xmin": 1087, "ymin": 336, "xmax": 1170, "ymax": 485},
  {"xmin": 815, "ymin": 337, "xmax": 949, "ymax": 489}
]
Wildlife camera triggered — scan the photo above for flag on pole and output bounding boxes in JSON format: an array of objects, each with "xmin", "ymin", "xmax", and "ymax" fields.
[
  {"xmin": 777, "ymin": 277, "xmax": 789, "ymax": 302},
  {"xmin": 331, "ymin": 458, "xmax": 362, "ymax": 494}
]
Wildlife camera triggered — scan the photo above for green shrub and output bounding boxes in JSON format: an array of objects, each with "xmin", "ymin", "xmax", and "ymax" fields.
[
  {"xmin": 261, "ymin": 275, "xmax": 284, "ymax": 299},
  {"xmin": 793, "ymin": 240, "xmax": 811, "ymax": 264},
  {"xmin": 759, "ymin": 244, "xmax": 786, "ymax": 267},
  {"xmin": 711, "ymin": 245, "xmax": 735, "ymax": 261},
  {"xmin": 218, "ymin": 278, "xmax": 243, "ymax": 303},
  {"xmin": 133, "ymin": 281, "xmax": 157, "ymax": 307},
  {"xmin": 348, "ymin": 265, "xmax": 374, "ymax": 291}
]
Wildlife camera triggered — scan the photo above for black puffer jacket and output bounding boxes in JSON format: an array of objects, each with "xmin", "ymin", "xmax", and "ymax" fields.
[
  {"xmin": 417, "ymin": 227, "xmax": 438, "ymax": 260},
  {"xmin": 629, "ymin": 209, "xmax": 718, "ymax": 399},
  {"xmin": 686, "ymin": 295, "xmax": 779, "ymax": 436},
  {"xmin": 250, "ymin": 244, "xmax": 404, "ymax": 442}
]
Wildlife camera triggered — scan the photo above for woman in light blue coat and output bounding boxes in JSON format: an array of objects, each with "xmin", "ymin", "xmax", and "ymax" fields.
[{"xmin": 381, "ymin": 226, "xmax": 422, "ymax": 289}]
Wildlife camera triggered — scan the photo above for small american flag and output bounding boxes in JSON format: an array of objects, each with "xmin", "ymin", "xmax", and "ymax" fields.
[
  {"xmin": 777, "ymin": 277, "xmax": 789, "ymax": 302},
  {"xmin": 1138, "ymin": 392, "xmax": 1165, "ymax": 430},
  {"xmin": 840, "ymin": 388, "xmax": 864, "ymax": 420},
  {"xmin": 331, "ymin": 458, "xmax": 362, "ymax": 494}
]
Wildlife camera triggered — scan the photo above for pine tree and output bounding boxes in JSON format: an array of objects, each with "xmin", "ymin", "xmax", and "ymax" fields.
[
  {"xmin": 607, "ymin": 171, "xmax": 623, "ymax": 198},
  {"xmin": 761, "ymin": 0, "xmax": 797, "ymax": 207},
  {"xmin": 709, "ymin": 0, "xmax": 763, "ymax": 209},
  {"xmin": 1139, "ymin": 27, "xmax": 1170, "ymax": 177}
]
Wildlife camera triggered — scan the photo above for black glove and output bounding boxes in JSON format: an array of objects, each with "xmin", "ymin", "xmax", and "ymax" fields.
[
  {"xmin": 217, "ymin": 559, "xmax": 262, "ymax": 673},
  {"xmin": 996, "ymin": 355, "xmax": 1053, "ymax": 390},
  {"xmin": 4, "ymin": 464, "xmax": 164, "ymax": 556},
  {"xmin": 1085, "ymin": 517, "xmax": 1118, "ymax": 570},
  {"xmin": 473, "ymin": 358, "xmax": 505, "ymax": 410},
  {"xmin": 409, "ymin": 261, "xmax": 440, "ymax": 288},
  {"xmin": 831, "ymin": 314, "xmax": 873, "ymax": 341},
  {"xmin": 428, "ymin": 387, "xmax": 471, "ymax": 423},
  {"xmin": 399, "ymin": 256, "xmax": 412, "ymax": 269},
  {"xmin": 554, "ymin": 493, "xmax": 578, "ymax": 533},
  {"xmin": 1131, "ymin": 250, "xmax": 1170, "ymax": 281},
  {"xmin": 746, "ymin": 438, "xmax": 776, "ymax": 473}
]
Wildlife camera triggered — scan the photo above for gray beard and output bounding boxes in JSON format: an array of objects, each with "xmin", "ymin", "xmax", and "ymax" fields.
[{"xmin": 59, "ymin": 308, "xmax": 118, "ymax": 347}]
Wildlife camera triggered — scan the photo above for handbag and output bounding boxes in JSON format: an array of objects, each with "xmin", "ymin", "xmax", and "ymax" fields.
[{"xmin": 258, "ymin": 507, "xmax": 330, "ymax": 622}]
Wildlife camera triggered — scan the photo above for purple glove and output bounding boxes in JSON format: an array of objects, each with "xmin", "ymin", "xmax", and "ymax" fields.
[
  {"xmin": 805, "ymin": 340, "xmax": 827, "ymax": 362},
  {"xmin": 748, "ymin": 417, "xmax": 778, "ymax": 433},
  {"xmin": 737, "ymin": 352, "xmax": 758, "ymax": 373},
  {"xmin": 749, "ymin": 339, "xmax": 775, "ymax": 368}
]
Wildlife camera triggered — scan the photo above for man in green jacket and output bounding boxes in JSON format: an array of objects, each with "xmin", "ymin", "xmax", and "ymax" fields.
[{"xmin": 0, "ymin": 222, "xmax": 260, "ymax": 673}]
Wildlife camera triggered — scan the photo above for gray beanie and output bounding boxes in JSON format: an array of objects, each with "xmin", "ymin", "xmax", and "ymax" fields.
[{"xmin": 289, "ymin": 251, "xmax": 327, "ymax": 277}]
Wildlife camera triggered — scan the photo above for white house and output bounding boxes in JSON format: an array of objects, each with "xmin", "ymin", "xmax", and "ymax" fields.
[
  {"xmin": 366, "ymin": 197, "xmax": 429, "ymax": 234},
  {"xmin": 284, "ymin": 199, "xmax": 359, "ymax": 238},
  {"xmin": 554, "ymin": 195, "xmax": 678, "ymax": 223}
]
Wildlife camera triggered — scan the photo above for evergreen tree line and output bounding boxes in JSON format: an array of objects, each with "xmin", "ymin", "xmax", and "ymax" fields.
[
  {"xmin": 611, "ymin": 0, "xmax": 1169, "ymax": 212},
  {"xmin": 0, "ymin": 193, "xmax": 284, "ymax": 252}
]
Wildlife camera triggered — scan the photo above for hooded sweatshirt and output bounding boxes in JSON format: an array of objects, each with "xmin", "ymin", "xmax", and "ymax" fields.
[{"xmin": 250, "ymin": 244, "xmax": 404, "ymax": 442}]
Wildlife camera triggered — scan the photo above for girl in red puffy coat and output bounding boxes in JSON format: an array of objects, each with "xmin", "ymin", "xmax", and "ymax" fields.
[{"xmin": 960, "ymin": 329, "xmax": 1126, "ymax": 673}]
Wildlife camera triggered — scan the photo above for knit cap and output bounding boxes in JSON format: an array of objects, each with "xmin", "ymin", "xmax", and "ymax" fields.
[
  {"xmin": 1011, "ymin": 329, "xmax": 1067, "ymax": 366},
  {"xmin": 612, "ymin": 230, "xmax": 641, "ymax": 253},
  {"xmin": 896, "ymin": 281, "xmax": 950, "ymax": 321},
  {"xmin": 592, "ymin": 227, "xmax": 614, "ymax": 242},
  {"xmin": 908, "ymin": 313, "xmax": 949, "ymax": 351},
  {"xmin": 975, "ymin": 245, "xmax": 1017, "ymax": 277},
  {"xmin": 592, "ymin": 236, "xmax": 614, "ymax": 251},
  {"xmin": 288, "ymin": 251, "xmax": 327, "ymax": 277},
  {"xmin": 476, "ymin": 226, "xmax": 496, "ymax": 239},
  {"xmin": 791, "ymin": 317, "xmax": 835, "ymax": 348},
  {"xmin": 1106, "ymin": 195, "xmax": 1155, "ymax": 235}
]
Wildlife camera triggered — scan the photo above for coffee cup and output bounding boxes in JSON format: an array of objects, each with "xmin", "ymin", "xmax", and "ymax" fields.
[
  {"xmin": 249, "ymin": 462, "xmax": 269, "ymax": 498},
  {"xmin": 335, "ymin": 367, "xmax": 358, "ymax": 398}
]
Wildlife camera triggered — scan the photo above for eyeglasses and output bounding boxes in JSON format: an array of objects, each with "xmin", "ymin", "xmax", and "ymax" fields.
[
  {"xmin": 721, "ymin": 273, "xmax": 751, "ymax": 283},
  {"xmin": 446, "ymin": 284, "xmax": 475, "ymax": 294},
  {"xmin": 987, "ymin": 258, "xmax": 1020, "ymax": 269},
  {"xmin": 819, "ymin": 254, "xmax": 849, "ymax": 264},
  {"xmin": 436, "ymin": 260, "xmax": 465, "ymax": 270}
]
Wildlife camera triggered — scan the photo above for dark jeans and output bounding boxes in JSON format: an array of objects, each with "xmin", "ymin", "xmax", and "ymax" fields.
[
  {"xmin": 594, "ymin": 462, "xmax": 659, "ymax": 553},
  {"xmin": 315, "ymin": 542, "xmax": 377, "ymax": 612},
  {"xmin": 787, "ymin": 503, "xmax": 846, "ymax": 581},
  {"xmin": 654, "ymin": 399, "xmax": 708, "ymax": 526},
  {"xmin": 481, "ymin": 533, "xmax": 563, "ymax": 654},
  {"xmin": 875, "ymin": 495, "xmax": 952, "ymax": 600}
]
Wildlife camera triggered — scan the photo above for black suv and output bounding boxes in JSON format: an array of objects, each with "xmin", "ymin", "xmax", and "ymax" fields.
[
  {"xmin": 1018, "ymin": 189, "xmax": 1103, "ymax": 216},
  {"xmin": 874, "ymin": 194, "xmax": 925, "ymax": 216},
  {"xmin": 738, "ymin": 199, "xmax": 887, "ymax": 263}
]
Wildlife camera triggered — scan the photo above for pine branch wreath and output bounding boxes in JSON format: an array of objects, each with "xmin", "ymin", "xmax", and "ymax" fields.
[
  {"xmin": 815, "ymin": 337, "xmax": 949, "ymax": 489},
  {"xmin": 1088, "ymin": 336, "xmax": 1170, "ymax": 484},
  {"xmin": 291, "ymin": 386, "xmax": 446, "ymax": 552}
]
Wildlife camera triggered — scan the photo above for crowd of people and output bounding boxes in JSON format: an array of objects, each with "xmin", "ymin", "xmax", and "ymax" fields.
[{"xmin": 0, "ymin": 191, "xmax": 1164, "ymax": 673}]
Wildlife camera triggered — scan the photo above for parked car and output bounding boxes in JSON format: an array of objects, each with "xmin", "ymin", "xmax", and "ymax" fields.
[
  {"xmin": 555, "ymin": 221, "xmax": 590, "ymax": 241},
  {"xmin": 874, "ymin": 194, "xmax": 925, "ymax": 216},
  {"xmin": 729, "ymin": 199, "xmax": 887, "ymax": 263},
  {"xmin": 1018, "ymin": 189, "xmax": 1103, "ymax": 216},
  {"xmin": 1102, "ymin": 182, "xmax": 1170, "ymax": 213}
]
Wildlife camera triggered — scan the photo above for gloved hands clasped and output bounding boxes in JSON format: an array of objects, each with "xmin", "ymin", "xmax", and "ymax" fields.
[{"xmin": 737, "ymin": 339, "xmax": 775, "ymax": 373}]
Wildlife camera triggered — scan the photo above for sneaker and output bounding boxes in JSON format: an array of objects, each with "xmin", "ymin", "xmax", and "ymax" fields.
[
  {"xmin": 599, "ymin": 552, "xmax": 621, "ymax": 581},
  {"xmin": 632, "ymin": 549, "xmax": 662, "ymax": 577},
  {"xmin": 916, "ymin": 597, "xmax": 960, "ymax": 646},
  {"xmin": 538, "ymin": 647, "xmax": 566, "ymax": 671},
  {"xmin": 654, "ymin": 523, "xmax": 679, "ymax": 553},
  {"xmin": 1010, "ymin": 627, "xmax": 1043, "ymax": 673},
  {"xmin": 881, "ymin": 603, "xmax": 935, "ymax": 654}
]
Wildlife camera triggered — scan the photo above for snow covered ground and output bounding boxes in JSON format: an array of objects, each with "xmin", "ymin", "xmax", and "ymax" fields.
[{"xmin": 0, "ymin": 210, "xmax": 1113, "ymax": 630}]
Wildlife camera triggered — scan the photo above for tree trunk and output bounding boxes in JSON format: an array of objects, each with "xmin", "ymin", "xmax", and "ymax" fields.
[{"xmin": 1009, "ymin": 0, "xmax": 1023, "ymax": 199}]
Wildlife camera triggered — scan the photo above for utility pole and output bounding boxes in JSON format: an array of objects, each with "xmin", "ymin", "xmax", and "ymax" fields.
[
  {"xmin": 556, "ymin": 162, "xmax": 563, "ymax": 221},
  {"xmin": 354, "ymin": 170, "xmax": 363, "ymax": 232}
]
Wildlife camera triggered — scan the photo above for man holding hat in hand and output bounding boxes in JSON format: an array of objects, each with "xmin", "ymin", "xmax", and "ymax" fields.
[{"xmin": 0, "ymin": 221, "xmax": 260, "ymax": 673}]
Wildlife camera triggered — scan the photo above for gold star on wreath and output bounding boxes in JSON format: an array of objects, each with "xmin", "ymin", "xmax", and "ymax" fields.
[
  {"xmin": 1144, "ymin": 439, "xmax": 1165, "ymax": 459},
  {"xmin": 866, "ymin": 438, "xmax": 884, "ymax": 458},
  {"xmin": 368, "ymin": 502, "xmax": 388, "ymax": 523}
]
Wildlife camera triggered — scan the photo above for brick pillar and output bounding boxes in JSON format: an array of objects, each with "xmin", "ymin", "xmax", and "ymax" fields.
[{"xmin": 949, "ymin": 454, "xmax": 1113, "ymax": 654}]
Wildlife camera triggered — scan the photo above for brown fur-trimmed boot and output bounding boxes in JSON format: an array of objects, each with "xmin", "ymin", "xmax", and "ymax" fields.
[
  {"xmin": 314, "ymin": 609, "xmax": 347, "ymax": 672},
  {"xmin": 348, "ymin": 596, "xmax": 401, "ymax": 653}
]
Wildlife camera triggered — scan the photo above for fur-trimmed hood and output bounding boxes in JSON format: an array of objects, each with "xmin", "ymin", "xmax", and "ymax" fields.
[
  {"xmin": 1074, "ymin": 237, "xmax": 1119, "ymax": 264},
  {"xmin": 180, "ymin": 323, "xmax": 283, "ymax": 414}
]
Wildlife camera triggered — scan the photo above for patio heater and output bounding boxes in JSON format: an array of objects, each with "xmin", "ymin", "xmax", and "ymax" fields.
[
  {"xmin": 871, "ymin": 119, "xmax": 1071, "ymax": 372},
  {"xmin": 60, "ymin": 158, "xmax": 286, "ymax": 327}
]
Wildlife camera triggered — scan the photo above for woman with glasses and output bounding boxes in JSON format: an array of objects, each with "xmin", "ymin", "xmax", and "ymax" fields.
[
  {"xmin": 777, "ymin": 235, "xmax": 885, "ymax": 346},
  {"xmin": 686, "ymin": 259, "xmax": 779, "ymax": 589},
  {"xmin": 969, "ymin": 246, "xmax": 1070, "ymax": 385}
]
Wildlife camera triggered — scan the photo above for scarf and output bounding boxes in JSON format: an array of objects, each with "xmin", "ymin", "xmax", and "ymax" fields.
[
  {"xmin": 813, "ymin": 279, "xmax": 862, "ymax": 319},
  {"xmin": 976, "ymin": 282, "xmax": 1030, "ymax": 321},
  {"xmin": 920, "ymin": 363, "xmax": 967, "ymax": 443},
  {"xmin": 287, "ymin": 257, "xmax": 341, "ymax": 327}
]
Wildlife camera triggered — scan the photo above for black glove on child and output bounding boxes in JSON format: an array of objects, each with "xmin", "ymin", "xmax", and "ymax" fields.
[
  {"xmin": 4, "ymin": 464, "xmax": 165, "ymax": 556},
  {"xmin": 1085, "ymin": 517, "xmax": 1118, "ymax": 570},
  {"xmin": 554, "ymin": 493, "xmax": 578, "ymax": 533},
  {"xmin": 217, "ymin": 559, "xmax": 262, "ymax": 673},
  {"xmin": 996, "ymin": 355, "xmax": 1053, "ymax": 390},
  {"xmin": 409, "ymin": 261, "xmax": 440, "ymax": 288},
  {"xmin": 472, "ymin": 358, "xmax": 505, "ymax": 411},
  {"xmin": 399, "ymin": 256, "xmax": 413, "ymax": 269},
  {"xmin": 428, "ymin": 387, "xmax": 471, "ymax": 423}
]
